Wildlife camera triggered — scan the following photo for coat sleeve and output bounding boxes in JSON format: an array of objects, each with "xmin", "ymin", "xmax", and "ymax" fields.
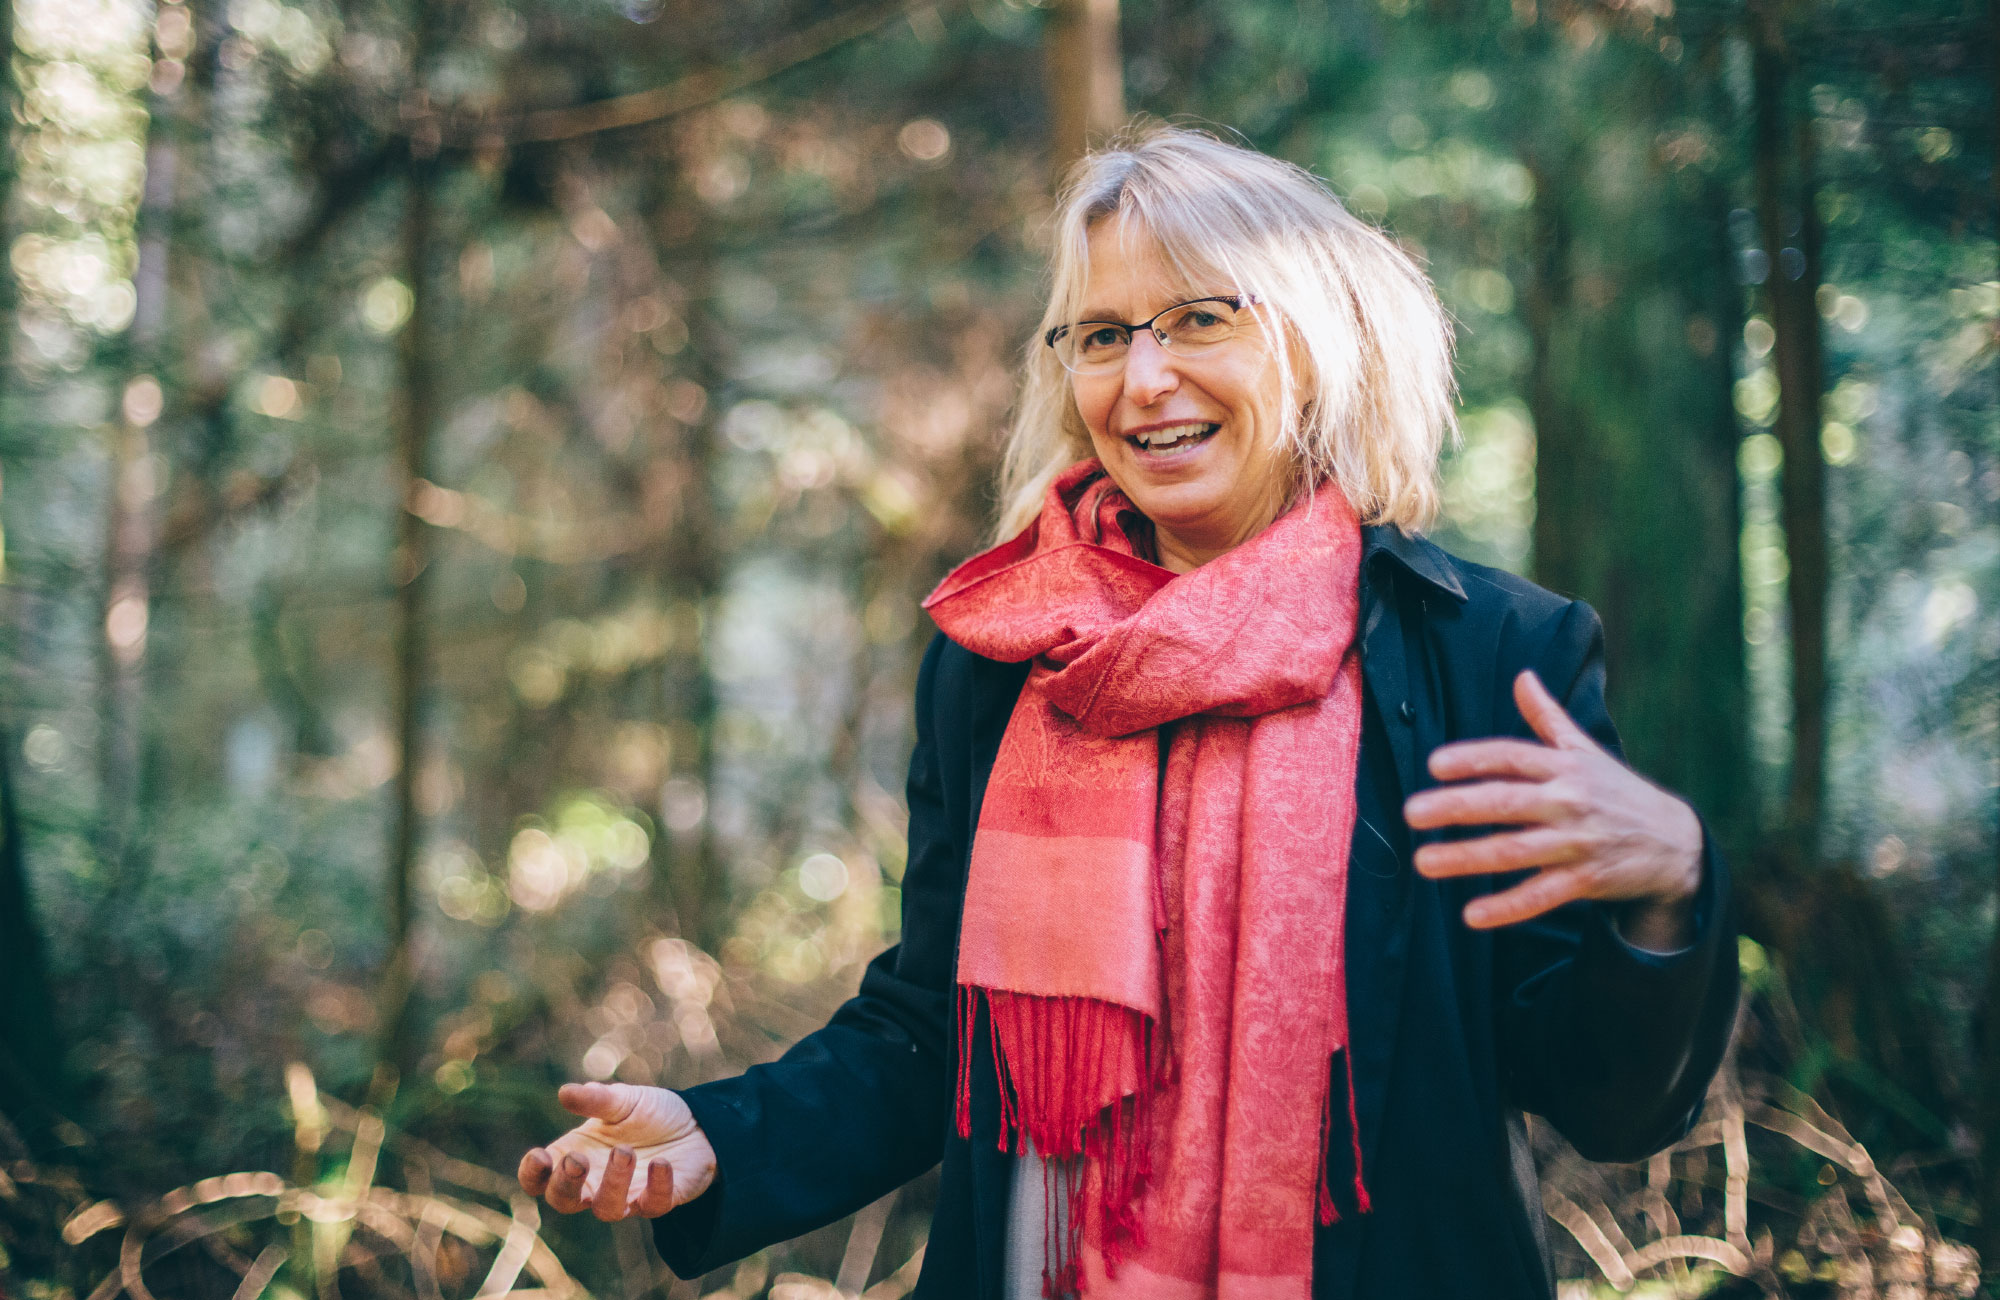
[
  {"xmin": 652, "ymin": 635, "xmax": 964, "ymax": 1276},
  {"xmin": 1490, "ymin": 600, "xmax": 1741, "ymax": 1163}
]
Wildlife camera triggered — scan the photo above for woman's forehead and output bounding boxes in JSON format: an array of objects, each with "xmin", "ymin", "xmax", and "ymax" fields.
[
  {"xmin": 1083, "ymin": 210, "xmax": 1173, "ymax": 271},
  {"xmin": 1076, "ymin": 214, "xmax": 1214, "ymax": 313}
]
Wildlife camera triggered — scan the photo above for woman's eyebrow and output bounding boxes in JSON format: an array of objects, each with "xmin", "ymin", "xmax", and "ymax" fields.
[{"xmin": 1075, "ymin": 292, "xmax": 1219, "ymax": 323}]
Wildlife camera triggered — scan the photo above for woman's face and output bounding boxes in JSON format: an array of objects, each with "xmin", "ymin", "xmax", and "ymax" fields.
[{"xmin": 1069, "ymin": 213, "xmax": 1294, "ymax": 573}]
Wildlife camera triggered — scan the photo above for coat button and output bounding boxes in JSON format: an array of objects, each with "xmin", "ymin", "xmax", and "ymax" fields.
[{"xmin": 1398, "ymin": 700, "xmax": 1415, "ymax": 724}]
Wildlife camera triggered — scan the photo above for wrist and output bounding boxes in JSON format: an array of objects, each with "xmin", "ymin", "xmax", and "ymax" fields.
[
  {"xmin": 1618, "ymin": 819, "xmax": 1705, "ymax": 953},
  {"xmin": 687, "ymin": 1127, "xmax": 718, "ymax": 1200},
  {"xmin": 1617, "ymin": 895, "xmax": 1694, "ymax": 953}
]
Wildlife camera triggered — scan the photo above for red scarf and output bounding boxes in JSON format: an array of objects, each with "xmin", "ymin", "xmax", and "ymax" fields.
[{"xmin": 923, "ymin": 460, "xmax": 1370, "ymax": 1300}]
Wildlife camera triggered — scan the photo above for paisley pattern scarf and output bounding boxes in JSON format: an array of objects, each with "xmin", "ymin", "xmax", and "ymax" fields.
[{"xmin": 923, "ymin": 459, "xmax": 1370, "ymax": 1299}]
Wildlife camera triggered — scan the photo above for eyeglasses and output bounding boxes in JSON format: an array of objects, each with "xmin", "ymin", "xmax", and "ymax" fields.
[{"xmin": 1043, "ymin": 294, "xmax": 1261, "ymax": 374}]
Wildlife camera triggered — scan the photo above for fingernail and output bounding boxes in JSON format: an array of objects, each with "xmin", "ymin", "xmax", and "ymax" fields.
[{"xmin": 563, "ymin": 1155, "xmax": 585, "ymax": 1177}]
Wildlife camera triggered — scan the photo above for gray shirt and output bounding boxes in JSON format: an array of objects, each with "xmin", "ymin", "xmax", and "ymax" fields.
[{"xmin": 1005, "ymin": 1145, "xmax": 1073, "ymax": 1300}]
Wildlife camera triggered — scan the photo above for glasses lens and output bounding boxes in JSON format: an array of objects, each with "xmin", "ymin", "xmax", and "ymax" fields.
[
  {"xmin": 1159, "ymin": 301, "xmax": 1239, "ymax": 349},
  {"xmin": 1050, "ymin": 300, "xmax": 1246, "ymax": 372},
  {"xmin": 1059, "ymin": 323, "xmax": 1130, "ymax": 372}
]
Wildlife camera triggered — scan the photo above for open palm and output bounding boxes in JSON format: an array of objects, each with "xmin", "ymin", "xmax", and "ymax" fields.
[{"xmin": 517, "ymin": 1082, "xmax": 717, "ymax": 1221}]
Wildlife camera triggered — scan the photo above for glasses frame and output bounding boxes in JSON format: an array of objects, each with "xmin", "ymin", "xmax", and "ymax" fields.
[{"xmin": 1043, "ymin": 294, "xmax": 1262, "ymax": 369}]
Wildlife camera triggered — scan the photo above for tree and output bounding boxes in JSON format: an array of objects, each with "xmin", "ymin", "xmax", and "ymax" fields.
[
  {"xmin": 1044, "ymin": 0, "xmax": 1123, "ymax": 177},
  {"xmin": 379, "ymin": 0, "xmax": 444, "ymax": 1090},
  {"xmin": 1510, "ymin": 12, "xmax": 1754, "ymax": 858},
  {"xmin": 1749, "ymin": 0, "xmax": 1830, "ymax": 865}
]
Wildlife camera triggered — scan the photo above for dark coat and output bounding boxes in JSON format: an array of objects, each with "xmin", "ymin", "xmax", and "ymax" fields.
[{"xmin": 654, "ymin": 526, "xmax": 1740, "ymax": 1299}]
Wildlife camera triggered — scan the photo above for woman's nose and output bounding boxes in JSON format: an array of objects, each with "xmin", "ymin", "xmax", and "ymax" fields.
[{"xmin": 1121, "ymin": 330, "xmax": 1180, "ymax": 406}]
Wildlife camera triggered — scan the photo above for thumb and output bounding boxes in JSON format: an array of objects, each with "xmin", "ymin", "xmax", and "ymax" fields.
[
  {"xmin": 1514, "ymin": 670, "xmax": 1597, "ymax": 752},
  {"xmin": 558, "ymin": 1081, "xmax": 639, "ymax": 1124}
]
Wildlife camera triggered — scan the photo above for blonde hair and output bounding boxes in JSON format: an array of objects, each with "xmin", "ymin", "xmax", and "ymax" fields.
[{"xmin": 995, "ymin": 122, "xmax": 1457, "ymax": 540}]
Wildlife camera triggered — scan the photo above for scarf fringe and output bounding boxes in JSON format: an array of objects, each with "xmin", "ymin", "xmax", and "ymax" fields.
[
  {"xmin": 955, "ymin": 986, "xmax": 1156, "ymax": 1298},
  {"xmin": 961, "ymin": 1002, "xmax": 1375, "ymax": 1280},
  {"xmin": 1314, "ymin": 1045, "xmax": 1372, "ymax": 1226}
]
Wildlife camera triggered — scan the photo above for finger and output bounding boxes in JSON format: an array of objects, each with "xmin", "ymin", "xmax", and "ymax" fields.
[
  {"xmin": 1462, "ymin": 866, "xmax": 1592, "ymax": 929},
  {"xmin": 1514, "ymin": 670, "xmax": 1599, "ymax": 753},
  {"xmin": 593, "ymin": 1146, "xmax": 636, "ymax": 1222},
  {"xmin": 559, "ymin": 1081, "xmax": 638, "ymax": 1125},
  {"xmin": 518, "ymin": 1148, "xmax": 553, "ymax": 1196},
  {"xmin": 1427, "ymin": 738, "xmax": 1564, "ymax": 784},
  {"xmin": 634, "ymin": 1159, "xmax": 676, "ymax": 1217},
  {"xmin": 1405, "ymin": 780, "xmax": 1569, "ymax": 830},
  {"xmin": 1413, "ymin": 829, "xmax": 1586, "ymax": 879},
  {"xmin": 547, "ymin": 1152, "xmax": 589, "ymax": 1215}
]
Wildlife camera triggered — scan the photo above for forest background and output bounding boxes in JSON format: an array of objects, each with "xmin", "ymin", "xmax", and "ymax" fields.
[{"xmin": 0, "ymin": 0, "xmax": 1993, "ymax": 1296}]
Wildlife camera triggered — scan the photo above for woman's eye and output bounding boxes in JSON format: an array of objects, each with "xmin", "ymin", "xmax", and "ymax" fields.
[
  {"xmin": 1080, "ymin": 327, "xmax": 1127, "ymax": 351},
  {"xmin": 1182, "ymin": 310, "xmax": 1221, "ymax": 329}
]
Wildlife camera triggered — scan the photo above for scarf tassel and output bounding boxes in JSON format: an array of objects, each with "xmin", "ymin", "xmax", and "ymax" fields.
[
  {"xmin": 1315, "ymin": 1045, "xmax": 1371, "ymax": 1226},
  {"xmin": 954, "ymin": 986, "xmax": 1157, "ymax": 1298}
]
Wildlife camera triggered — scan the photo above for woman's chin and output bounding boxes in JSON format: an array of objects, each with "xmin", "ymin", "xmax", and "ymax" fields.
[
  {"xmin": 1123, "ymin": 489, "xmax": 1243, "ymax": 553},
  {"xmin": 1106, "ymin": 452, "xmax": 1233, "ymax": 513},
  {"xmin": 1092, "ymin": 433, "xmax": 1279, "ymax": 560}
]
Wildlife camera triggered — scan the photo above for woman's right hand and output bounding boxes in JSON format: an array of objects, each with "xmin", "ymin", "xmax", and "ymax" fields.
[{"xmin": 517, "ymin": 1082, "xmax": 718, "ymax": 1221}]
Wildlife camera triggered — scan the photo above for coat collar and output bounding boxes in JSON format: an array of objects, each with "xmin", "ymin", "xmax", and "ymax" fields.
[{"xmin": 1360, "ymin": 524, "xmax": 1467, "ymax": 603}]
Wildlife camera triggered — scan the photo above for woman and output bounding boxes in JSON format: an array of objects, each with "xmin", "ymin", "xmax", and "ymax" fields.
[{"xmin": 517, "ymin": 125, "xmax": 1738, "ymax": 1300}]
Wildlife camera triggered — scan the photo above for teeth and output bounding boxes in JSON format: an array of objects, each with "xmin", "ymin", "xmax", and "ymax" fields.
[{"xmin": 1133, "ymin": 423, "xmax": 1215, "ymax": 448}]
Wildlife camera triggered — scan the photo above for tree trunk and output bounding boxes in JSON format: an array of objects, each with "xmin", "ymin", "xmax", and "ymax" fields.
[
  {"xmin": 1687, "ymin": 163, "xmax": 1754, "ymax": 859},
  {"xmin": 0, "ymin": 0, "xmax": 12, "ymax": 393},
  {"xmin": 0, "ymin": 746, "xmax": 66, "ymax": 1158},
  {"xmin": 1974, "ymin": 0, "xmax": 2000, "ymax": 1275},
  {"xmin": 80, "ymin": 9, "xmax": 187, "ymax": 1002},
  {"xmin": 95, "ymin": 128, "xmax": 178, "ymax": 899},
  {"xmin": 1043, "ymin": 0, "xmax": 1123, "ymax": 181},
  {"xmin": 1750, "ymin": 0, "xmax": 1829, "ymax": 865},
  {"xmin": 642, "ymin": 165, "xmax": 728, "ymax": 952},
  {"xmin": 1524, "ymin": 147, "xmax": 1595, "ymax": 601},
  {"xmin": 378, "ymin": 0, "xmax": 442, "ymax": 1087},
  {"xmin": 0, "ymin": 0, "xmax": 66, "ymax": 1160}
]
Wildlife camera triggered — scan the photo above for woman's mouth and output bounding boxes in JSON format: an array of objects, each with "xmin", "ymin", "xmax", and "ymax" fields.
[{"xmin": 1125, "ymin": 422, "xmax": 1219, "ymax": 456}]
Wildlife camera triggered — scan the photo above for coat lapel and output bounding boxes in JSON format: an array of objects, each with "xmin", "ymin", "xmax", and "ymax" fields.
[
  {"xmin": 1360, "ymin": 564, "xmax": 1422, "ymax": 799},
  {"xmin": 1349, "ymin": 558, "xmax": 1424, "ymax": 1179}
]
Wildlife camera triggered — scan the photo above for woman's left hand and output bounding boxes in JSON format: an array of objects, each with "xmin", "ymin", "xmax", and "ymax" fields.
[{"xmin": 1402, "ymin": 669, "xmax": 1704, "ymax": 952}]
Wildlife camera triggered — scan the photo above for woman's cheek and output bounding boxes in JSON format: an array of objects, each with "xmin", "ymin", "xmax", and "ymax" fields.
[{"xmin": 1072, "ymin": 385, "xmax": 1112, "ymax": 442}]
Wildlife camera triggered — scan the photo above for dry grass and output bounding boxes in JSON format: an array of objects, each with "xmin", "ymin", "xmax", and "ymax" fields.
[
  {"xmin": 12, "ymin": 1070, "xmax": 584, "ymax": 1300},
  {"xmin": 1540, "ymin": 973, "xmax": 1980, "ymax": 1299},
  {"xmin": 5, "ymin": 941, "xmax": 1981, "ymax": 1300},
  {"xmin": 0, "ymin": 1056, "xmax": 927, "ymax": 1300}
]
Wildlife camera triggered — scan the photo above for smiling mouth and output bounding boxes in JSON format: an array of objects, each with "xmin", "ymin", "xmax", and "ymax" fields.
[{"xmin": 1126, "ymin": 422, "xmax": 1218, "ymax": 454}]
